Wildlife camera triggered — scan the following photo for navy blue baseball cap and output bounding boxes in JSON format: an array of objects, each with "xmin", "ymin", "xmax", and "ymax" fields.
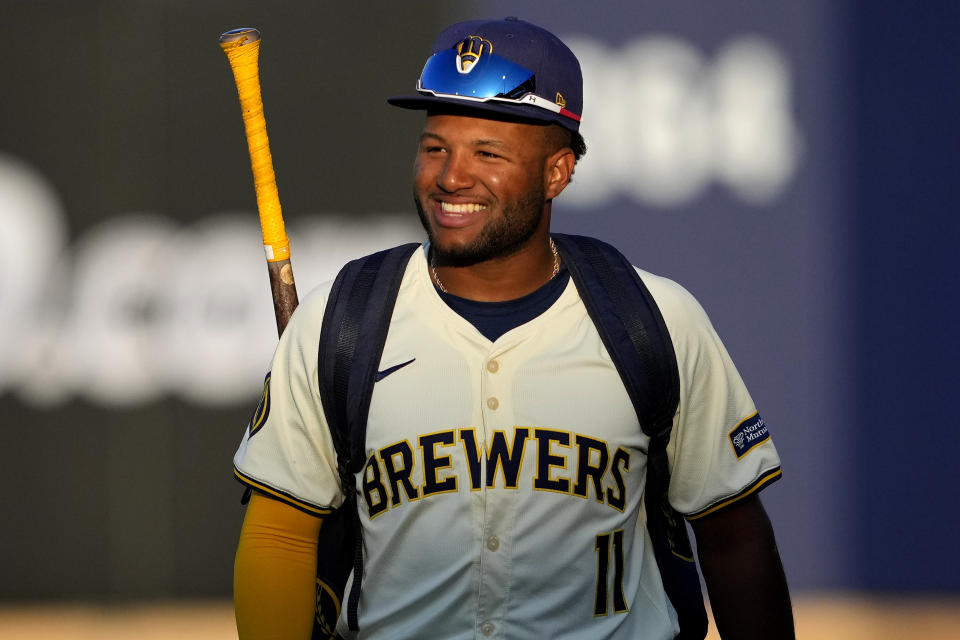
[{"xmin": 388, "ymin": 17, "xmax": 583, "ymax": 133}]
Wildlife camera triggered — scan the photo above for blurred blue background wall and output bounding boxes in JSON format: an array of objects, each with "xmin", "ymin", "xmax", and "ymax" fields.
[
  {"xmin": 0, "ymin": 0, "xmax": 957, "ymax": 601},
  {"xmin": 846, "ymin": 0, "xmax": 960, "ymax": 591}
]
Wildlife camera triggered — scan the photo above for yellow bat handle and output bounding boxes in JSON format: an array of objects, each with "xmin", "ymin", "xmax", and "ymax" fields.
[
  {"xmin": 220, "ymin": 28, "xmax": 290, "ymax": 262},
  {"xmin": 220, "ymin": 28, "xmax": 298, "ymax": 335}
]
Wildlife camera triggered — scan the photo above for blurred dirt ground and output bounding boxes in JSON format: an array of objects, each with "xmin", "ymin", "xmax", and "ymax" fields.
[{"xmin": 0, "ymin": 594, "xmax": 958, "ymax": 639}]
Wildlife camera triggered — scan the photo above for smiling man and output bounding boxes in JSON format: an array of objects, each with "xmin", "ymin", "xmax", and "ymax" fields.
[
  {"xmin": 232, "ymin": 17, "xmax": 794, "ymax": 640},
  {"xmin": 412, "ymin": 111, "xmax": 573, "ymax": 300}
]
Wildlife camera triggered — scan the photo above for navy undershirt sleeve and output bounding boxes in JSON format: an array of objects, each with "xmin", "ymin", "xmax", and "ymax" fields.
[{"xmin": 435, "ymin": 268, "xmax": 570, "ymax": 341}]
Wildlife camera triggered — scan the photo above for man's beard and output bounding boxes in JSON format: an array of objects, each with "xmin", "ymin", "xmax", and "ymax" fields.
[{"xmin": 414, "ymin": 184, "xmax": 547, "ymax": 268}]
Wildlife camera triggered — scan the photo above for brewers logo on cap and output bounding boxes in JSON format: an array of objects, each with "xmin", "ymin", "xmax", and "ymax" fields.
[{"xmin": 456, "ymin": 36, "xmax": 493, "ymax": 73}]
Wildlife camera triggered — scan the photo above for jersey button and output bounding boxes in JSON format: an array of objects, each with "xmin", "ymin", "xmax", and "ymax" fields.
[
  {"xmin": 480, "ymin": 621, "xmax": 495, "ymax": 636},
  {"xmin": 486, "ymin": 359, "xmax": 500, "ymax": 373},
  {"xmin": 486, "ymin": 535, "xmax": 500, "ymax": 551},
  {"xmin": 486, "ymin": 397, "xmax": 499, "ymax": 410}
]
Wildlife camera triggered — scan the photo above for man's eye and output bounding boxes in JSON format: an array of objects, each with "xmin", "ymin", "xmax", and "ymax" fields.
[{"xmin": 478, "ymin": 151, "xmax": 501, "ymax": 159}]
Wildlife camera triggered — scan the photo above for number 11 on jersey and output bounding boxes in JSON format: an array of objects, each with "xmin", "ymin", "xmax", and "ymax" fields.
[{"xmin": 594, "ymin": 529, "xmax": 628, "ymax": 615}]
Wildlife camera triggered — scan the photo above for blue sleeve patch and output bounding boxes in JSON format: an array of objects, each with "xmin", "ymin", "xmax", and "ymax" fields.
[{"xmin": 728, "ymin": 413, "xmax": 770, "ymax": 459}]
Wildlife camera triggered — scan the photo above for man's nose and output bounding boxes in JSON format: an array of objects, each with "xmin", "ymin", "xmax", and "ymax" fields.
[{"xmin": 437, "ymin": 152, "xmax": 474, "ymax": 192}]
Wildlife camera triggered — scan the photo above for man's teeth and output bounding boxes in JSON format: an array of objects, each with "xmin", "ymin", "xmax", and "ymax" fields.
[{"xmin": 440, "ymin": 202, "xmax": 487, "ymax": 213}]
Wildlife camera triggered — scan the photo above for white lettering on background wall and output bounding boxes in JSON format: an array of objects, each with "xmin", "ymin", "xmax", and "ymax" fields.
[
  {"xmin": 0, "ymin": 154, "xmax": 420, "ymax": 408},
  {"xmin": 563, "ymin": 34, "xmax": 801, "ymax": 207}
]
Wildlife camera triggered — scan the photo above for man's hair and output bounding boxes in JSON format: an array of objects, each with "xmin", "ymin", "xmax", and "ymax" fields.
[
  {"xmin": 569, "ymin": 131, "xmax": 588, "ymax": 163},
  {"xmin": 546, "ymin": 125, "xmax": 587, "ymax": 175}
]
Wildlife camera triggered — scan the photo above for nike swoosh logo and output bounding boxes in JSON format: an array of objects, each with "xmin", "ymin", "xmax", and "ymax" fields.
[{"xmin": 375, "ymin": 358, "xmax": 416, "ymax": 382}]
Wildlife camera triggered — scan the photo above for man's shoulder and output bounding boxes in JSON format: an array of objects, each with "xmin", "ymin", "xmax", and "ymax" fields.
[
  {"xmin": 551, "ymin": 233, "xmax": 709, "ymax": 332},
  {"xmin": 297, "ymin": 278, "xmax": 337, "ymax": 316},
  {"xmin": 632, "ymin": 267, "xmax": 694, "ymax": 307},
  {"xmin": 294, "ymin": 243, "xmax": 427, "ymax": 322},
  {"xmin": 631, "ymin": 267, "xmax": 713, "ymax": 337}
]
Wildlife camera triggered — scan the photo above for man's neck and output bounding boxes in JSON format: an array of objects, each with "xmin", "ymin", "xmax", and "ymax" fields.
[{"xmin": 431, "ymin": 233, "xmax": 559, "ymax": 302}]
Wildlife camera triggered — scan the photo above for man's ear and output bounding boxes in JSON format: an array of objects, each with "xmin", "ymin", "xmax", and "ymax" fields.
[{"xmin": 544, "ymin": 147, "xmax": 576, "ymax": 200}]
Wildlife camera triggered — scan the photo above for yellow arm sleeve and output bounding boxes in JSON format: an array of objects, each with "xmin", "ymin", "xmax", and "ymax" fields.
[{"xmin": 234, "ymin": 491, "xmax": 324, "ymax": 640}]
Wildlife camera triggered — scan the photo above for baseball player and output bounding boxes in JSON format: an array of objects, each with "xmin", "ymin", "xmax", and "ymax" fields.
[{"xmin": 232, "ymin": 17, "xmax": 794, "ymax": 640}]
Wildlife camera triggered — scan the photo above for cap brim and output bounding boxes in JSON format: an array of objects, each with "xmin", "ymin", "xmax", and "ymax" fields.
[{"xmin": 387, "ymin": 93, "xmax": 580, "ymax": 132}]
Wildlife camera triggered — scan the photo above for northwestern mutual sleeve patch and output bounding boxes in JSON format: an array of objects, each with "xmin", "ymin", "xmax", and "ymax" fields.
[{"xmin": 728, "ymin": 413, "xmax": 770, "ymax": 459}]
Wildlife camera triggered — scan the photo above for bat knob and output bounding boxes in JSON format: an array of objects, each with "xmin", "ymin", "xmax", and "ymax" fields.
[{"xmin": 219, "ymin": 27, "xmax": 261, "ymax": 46}]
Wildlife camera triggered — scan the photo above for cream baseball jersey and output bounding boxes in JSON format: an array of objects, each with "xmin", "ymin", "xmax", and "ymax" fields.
[{"xmin": 233, "ymin": 245, "xmax": 782, "ymax": 640}]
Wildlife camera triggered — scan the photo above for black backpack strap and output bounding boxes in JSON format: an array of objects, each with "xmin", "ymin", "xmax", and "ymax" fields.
[
  {"xmin": 552, "ymin": 233, "xmax": 707, "ymax": 640},
  {"xmin": 319, "ymin": 242, "xmax": 421, "ymax": 473},
  {"xmin": 315, "ymin": 242, "xmax": 420, "ymax": 636}
]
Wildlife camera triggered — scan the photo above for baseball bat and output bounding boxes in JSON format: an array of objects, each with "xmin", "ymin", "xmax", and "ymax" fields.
[{"xmin": 219, "ymin": 27, "xmax": 298, "ymax": 336}]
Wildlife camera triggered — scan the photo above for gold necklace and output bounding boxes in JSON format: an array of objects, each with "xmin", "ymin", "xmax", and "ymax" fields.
[{"xmin": 431, "ymin": 238, "xmax": 560, "ymax": 294}]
